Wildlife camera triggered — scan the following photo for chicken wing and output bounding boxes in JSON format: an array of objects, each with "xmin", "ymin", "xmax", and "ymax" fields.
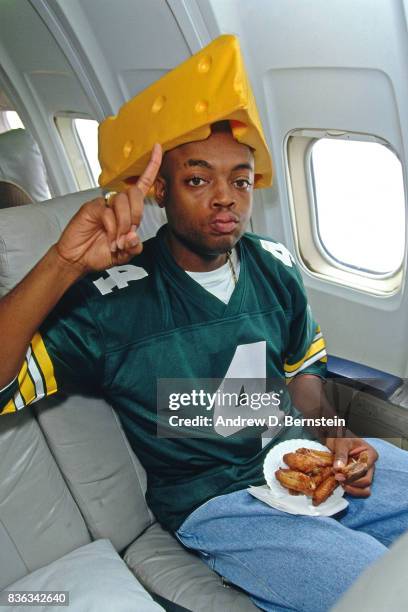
[
  {"xmin": 341, "ymin": 450, "xmax": 369, "ymax": 483},
  {"xmin": 297, "ymin": 448, "xmax": 334, "ymax": 467},
  {"xmin": 312, "ymin": 475, "xmax": 339, "ymax": 506},
  {"xmin": 275, "ymin": 468, "xmax": 316, "ymax": 495},
  {"xmin": 283, "ymin": 451, "xmax": 329, "ymax": 473},
  {"xmin": 311, "ymin": 466, "xmax": 333, "ymax": 488}
]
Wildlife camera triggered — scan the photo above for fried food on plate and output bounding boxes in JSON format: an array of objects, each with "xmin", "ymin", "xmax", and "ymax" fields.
[
  {"xmin": 297, "ymin": 448, "xmax": 334, "ymax": 466},
  {"xmin": 275, "ymin": 446, "xmax": 369, "ymax": 505},
  {"xmin": 313, "ymin": 475, "xmax": 338, "ymax": 506},
  {"xmin": 311, "ymin": 466, "xmax": 333, "ymax": 488},
  {"xmin": 340, "ymin": 450, "xmax": 369, "ymax": 483},
  {"xmin": 283, "ymin": 449, "xmax": 333, "ymax": 473},
  {"xmin": 275, "ymin": 468, "xmax": 316, "ymax": 496},
  {"xmin": 282, "ymin": 453, "xmax": 321, "ymax": 473}
]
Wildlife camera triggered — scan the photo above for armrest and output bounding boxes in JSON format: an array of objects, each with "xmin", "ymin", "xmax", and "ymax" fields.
[{"xmin": 327, "ymin": 355, "xmax": 403, "ymax": 400}]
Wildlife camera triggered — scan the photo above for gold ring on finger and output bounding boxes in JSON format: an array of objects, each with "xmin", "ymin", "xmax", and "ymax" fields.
[{"xmin": 103, "ymin": 191, "xmax": 117, "ymax": 208}]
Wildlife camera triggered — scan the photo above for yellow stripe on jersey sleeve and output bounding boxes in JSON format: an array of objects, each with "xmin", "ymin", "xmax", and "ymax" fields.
[
  {"xmin": 0, "ymin": 333, "xmax": 58, "ymax": 415},
  {"xmin": 284, "ymin": 335, "xmax": 327, "ymax": 378},
  {"xmin": 284, "ymin": 338, "xmax": 326, "ymax": 373},
  {"xmin": 17, "ymin": 358, "xmax": 36, "ymax": 405},
  {"xmin": 1, "ymin": 398, "xmax": 17, "ymax": 414},
  {"xmin": 31, "ymin": 332, "xmax": 57, "ymax": 395}
]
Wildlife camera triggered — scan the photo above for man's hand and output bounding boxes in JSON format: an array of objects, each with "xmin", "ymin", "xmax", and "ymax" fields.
[
  {"xmin": 56, "ymin": 143, "xmax": 162, "ymax": 273},
  {"xmin": 325, "ymin": 437, "xmax": 379, "ymax": 497},
  {"xmin": 288, "ymin": 375, "xmax": 379, "ymax": 498}
]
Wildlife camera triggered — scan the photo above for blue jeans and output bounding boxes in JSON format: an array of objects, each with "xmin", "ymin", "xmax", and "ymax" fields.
[{"xmin": 175, "ymin": 439, "xmax": 408, "ymax": 612}]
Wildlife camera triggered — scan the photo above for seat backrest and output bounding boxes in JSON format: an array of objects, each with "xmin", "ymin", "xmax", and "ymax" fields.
[
  {"xmin": 0, "ymin": 188, "xmax": 95, "ymax": 296},
  {"xmin": 0, "ymin": 128, "xmax": 51, "ymax": 205},
  {"xmin": 0, "ymin": 188, "xmax": 167, "ymax": 296},
  {"xmin": 0, "ymin": 409, "xmax": 91, "ymax": 590},
  {"xmin": 36, "ymin": 394, "xmax": 155, "ymax": 552},
  {"xmin": 0, "ymin": 190, "xmax": 167, "ymax": 583}
]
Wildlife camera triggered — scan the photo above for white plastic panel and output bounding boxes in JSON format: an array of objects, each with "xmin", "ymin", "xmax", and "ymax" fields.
[
  {"xmin": 264, "ymin": 68, "xmax": 402, "ymax": 150},
  {"xmin": 26, "ymin": 73, "xmax": 93, "ymax": 116}
]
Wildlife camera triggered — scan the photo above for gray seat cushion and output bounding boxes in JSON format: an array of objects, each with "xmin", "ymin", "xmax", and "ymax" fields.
[
  {"xmin": 1, "ymin": 539, "xmax": 164, "ymax": 612},
  {"xmin": 0, "ymin": 410, "xmax": 90, "ymax": 591},
  {"xmin": 124, "ymin": 522, "xmax": 258, "ymax": 612},
  {"xmin": 36, "ymin": 395, "xmax": 155, "ymax": 552}
]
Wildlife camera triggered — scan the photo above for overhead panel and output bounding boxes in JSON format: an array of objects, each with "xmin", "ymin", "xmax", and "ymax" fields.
[
  {"xmin": 60, "ymin": 0, "xmax": 191, "ymax": 108},
  {"xmin": 0, "ymin": 0, "xmax": 93, "ymax": 116}
]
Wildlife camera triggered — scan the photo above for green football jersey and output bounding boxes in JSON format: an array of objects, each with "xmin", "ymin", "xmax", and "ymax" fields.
[{"xmin": 0, "ymin": 227, "xmax": 327, "ymax": 532}]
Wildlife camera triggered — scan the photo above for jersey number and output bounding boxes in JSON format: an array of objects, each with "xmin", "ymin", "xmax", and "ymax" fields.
[
  {"xmin": 213, "ymin": 341, "xmax": 283, "ymax": 447},
  {"xmin": 260, "ymin": 239, "xmax": 295, "ymax": 267},
  {"xmin": 93, "ymin": 265, "xmax": 148, "ymax": 295}
]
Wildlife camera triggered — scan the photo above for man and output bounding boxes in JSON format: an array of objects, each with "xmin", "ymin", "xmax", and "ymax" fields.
[{"xmin": 1, "ymin": 121, "xmax": 408, "ymax": 612}]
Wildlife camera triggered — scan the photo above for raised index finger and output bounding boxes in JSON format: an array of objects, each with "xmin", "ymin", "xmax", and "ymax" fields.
[{"xmin": 136, "ymin": 143, "xmax": 163, "ymax": 197}]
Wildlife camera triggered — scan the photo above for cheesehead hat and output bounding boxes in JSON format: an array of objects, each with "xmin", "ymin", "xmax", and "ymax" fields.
[{"xmin": 98, "ymin": 34, "xmax": 273, "ymax": 191}]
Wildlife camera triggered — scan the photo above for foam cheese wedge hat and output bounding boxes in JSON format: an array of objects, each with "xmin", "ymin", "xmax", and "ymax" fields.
[{"xmin": 98, "ymin": 34, "xmax": 273, "ymax": 191}]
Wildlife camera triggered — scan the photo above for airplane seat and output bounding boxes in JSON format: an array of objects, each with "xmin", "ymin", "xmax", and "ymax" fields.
[
  {"xmin": 0, "ymin": 193, "xmax": 257, "ymax": 611},
  {"xmin": 0, "ymin": 128, "xmax": 51, "ymax": 208}
]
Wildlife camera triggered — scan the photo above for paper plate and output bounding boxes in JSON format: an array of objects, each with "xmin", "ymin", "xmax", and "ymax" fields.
[{"xmin": 259, "ymin": 438, "xmax": 349, "ymax": 516}]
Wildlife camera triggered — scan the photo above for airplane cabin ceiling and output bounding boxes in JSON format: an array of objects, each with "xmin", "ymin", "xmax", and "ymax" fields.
[{"xmin": 49, "ymin": 0, "xmax": 195, "ymax": 111}]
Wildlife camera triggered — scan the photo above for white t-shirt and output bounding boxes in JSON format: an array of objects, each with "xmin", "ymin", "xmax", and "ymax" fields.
[{"xmin": 185, "ymin": 248, "xmax": 240, "ymax": 304}]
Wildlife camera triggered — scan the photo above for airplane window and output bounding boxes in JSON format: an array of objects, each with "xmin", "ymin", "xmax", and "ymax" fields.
[
  {"xmin": 4, "ymin": 111, "xmax": 24, "ymax": 131},
  {"xmin": 55, "ymin": 115, "xmax": 100, "ymax": 190},
  {"xmin": 73, "ymin": 118, "xmax": 101, "ymax": 185},
  {"xmin": 310, "ymin": 139, "xmax": 405, "ymax": 275}
]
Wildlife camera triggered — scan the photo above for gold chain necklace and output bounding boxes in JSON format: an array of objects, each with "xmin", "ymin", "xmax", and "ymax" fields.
[{"xmin": 226, "ymin": 250, "xmax": 238, "ymax": 286}]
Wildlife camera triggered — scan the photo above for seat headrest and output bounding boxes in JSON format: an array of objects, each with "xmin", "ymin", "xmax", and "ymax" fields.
[{"xmin": 0, "ymin": 129, "xmax": 51, "ymax": 203}]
